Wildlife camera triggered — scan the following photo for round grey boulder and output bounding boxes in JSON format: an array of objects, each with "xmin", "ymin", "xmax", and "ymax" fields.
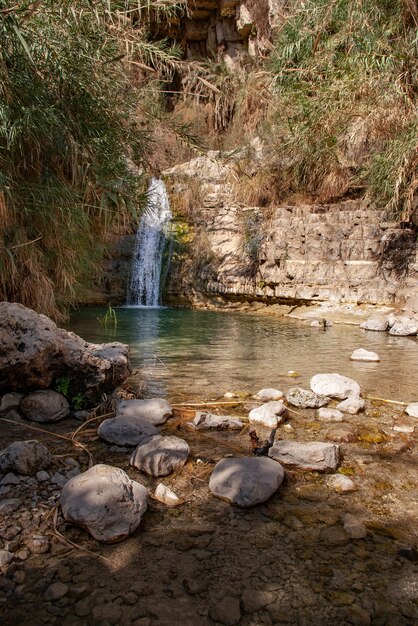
[
  {"xmin": 98, "ymin": 416, "xmax": 159, "ymax": 446},
  {"xmin": 0, "ymin": 440, "xmax": 51, "ymax": 475},
  {"xmin": 286, "ymin": 387, "xmax": 330, "ymax": 408},
  {"xmin": 20, "ymin": 390, "xmax": 69, "ymax": 423},
  {"xmin": 60, "ymin": 464, "xmax": 148, "ymax": 543},
  {"xmin": 209, "ymin": 457, "xmax": 285, "ymax": 507},
  {"xmin": 116, "ymin": 398, "xmax": 172, "ymax": 425},
  {"xmin": 130, "ymin": 435, "xmax": 189, "ymax": 476}
]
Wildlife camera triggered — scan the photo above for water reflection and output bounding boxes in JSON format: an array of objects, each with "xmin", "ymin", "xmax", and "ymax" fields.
[{"xmin": 67, "ymin": 307, "xmax": 418, "ymax": 402}]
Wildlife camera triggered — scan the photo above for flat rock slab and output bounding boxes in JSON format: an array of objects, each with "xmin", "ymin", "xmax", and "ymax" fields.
[
  {"xmin": 248, "ymin": 401, "xmax": 287, "ymax": 428},
  {"xmin": 310, "ymin": 373, "xmax": 360, "ymax": 400},
  {"xmin": 0, "ymin": 440, "xmax": 51, "ymax": 475},
  {"xmin": 192, "ymin": 411, "xmax": 243, "ymax": 430},
  {"xmin": 20, "ymin": 390, "xmax": 69, "ymax": 423},
  {"xmin": 209, "ymin": 457, "xmax": 285, "ymax": 507},
  {"xmin": 350, "ymin": 349, "xmax": 379, "ymax": 362},
  {"xmin": 406, "ymin": 403, "xmax": 418, "ymax": 418},
  {"xmin": 130, "ymin": 435, "xmax": 189, "ymax": 476},
  {"xmin": 268, "ymin": 440, "xmax": 340, "ymax": 471},
  {"xmin": 286, "ymin": 387, "xmax": 330, "ymax": 409},
  {"xmin": 254, "ymin": 388, "xmax": 284, "ymax": 401},
  {"xmin": 60, "ymin": 464, "xmax": 147, "ymax": 543},
  {"xmin": 97, "ymin": 416, "xmax": 159, "ymax": 446},
  {"xmin": 116, "ymin": 398, "xmax": 172, "ymax": 425}
]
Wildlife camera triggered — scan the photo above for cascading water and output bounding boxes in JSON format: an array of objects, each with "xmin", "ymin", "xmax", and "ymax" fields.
[{"xmin": 127, "ymin": 178, "xmax": 172, "ymax": 307}]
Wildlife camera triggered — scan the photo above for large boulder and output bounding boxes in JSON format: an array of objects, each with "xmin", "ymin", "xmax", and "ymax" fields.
[
  {"xmin": 130, "ymin": 435, "xmax": 189, "ymax": 476},
  {"xmin": 20, "ymin": 390, "xmax": 69, "ymax": 423},
  {"xmin": 97, "ymin": 416, "xmax": 159, "ymax": 446},
  {"xmin": 116, "ymin": 398, "xmax": 172, "ymax": 425},
  {"xmin": 0, "ymin": 440, "xmax": 51, "ymax": 475},
  {"xmin": 0, "ymin": 303, "xmax": 131, "ymax": 402},
  {"xmin": 60, "ymin": 464, "xmax": 147, "ymax": 543},
  {"xmin": 268, "ymin": 440, "xmax": 340, "ymax": 471},
  {"xmin": 209, "ymin": 457, "xmax": 285, "ymax": 507}
]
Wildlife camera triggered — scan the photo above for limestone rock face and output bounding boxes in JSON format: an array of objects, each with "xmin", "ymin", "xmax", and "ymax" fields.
[
  {"xmin": 248, "ymin": 401, "xmax": 287, "ymax": 428},
  {"xmin": 0, "ymin": 303, "xmax": 131, "ymax": 402},
  {"xmin": 130, "ymin": 436, "xmax": 189, "ymax": 476},
  {"xmin": 116, "ymin": 398, "xmax": 172, "ymax": 425},
  {"xmin": 286, "ymin": 387, "xmax": 330, "ymax": 409},
  {"xmin": 20, "ymin": 390, "xmax": 69, "ymax": 423},
  {"xmin": 310, "ymin": 373, "xmax": 360, "ymax": 400},
  {"xmin": 209, "ymin": 457, "xmax": 285, "ymax": 507},
  {"xmin": 0, "ymin": 440, "xmax": 51, "ymax": 476},
  {"xmin": 60, "ymin": 464, "xmax": 148, "ymax": 543},
  {"xmin": 268, "ymin": 440, "xmax": 340, "ymax": 471},
  {"xmin": 97, "ymin": 416, "xmax": 159, "ymax": 446}
]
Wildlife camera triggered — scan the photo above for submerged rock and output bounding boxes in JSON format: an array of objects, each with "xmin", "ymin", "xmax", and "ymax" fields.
[
  {"xmin": 254, "ymin": 388, "xmax": 284, "ymax": 401},
  {"xmin": 343, "ymin": 513, "xmax": 367, "ymax": 539},
  {"xmin": 98, "ymin": 416, "xmax": 159, "ymax": 446},
  {"xmin": 130, "ymin": 435, "xmax": 189, "ymax": 476},
  {"xmin": 268, "ymin": 440, "xmax": 340, "ymax": 471},
  {"xmin": 209, "ymin": 457, "xmax": 285, "ymax": 507},
  {"xmin": 116, "ymin": 398, "xmax": 172, "ymax": 425},
  {"xmin": 360, "ymin": 317, "xmax": 388, "ymax": 332},
  {"xmin": 317, "ymin": 408, "xmax": 344, "ymax": 422},
  {"xmin": 248, "ymin": 401, "xmax": 287, "ymax": 428},
  {"xmin": 20, "ymin": 390, "xmax": 69, "ymax": 423},
  {"xmin": 405, "ymin": 403, "xmax": 418, "ymax": 418},
  {"xmin": 60, "ymin": 464, "xmax": 147, "ymax": 543},
  {"xmin": 350, "ymin": 349, "xmax": 379, "ymax": 362},
  {"xmin": 310, "ymin": 373, "xmax": 360, "ymax": 400},
  {"xmin": 392, "ymin": 417, "xmax": 415, "ymax": 434},
  {"xmin": 0, "ymin": 440, "xmax": 51, "ymax": 476},
  {"xmin": 286, "ymin": 387, "xmax": 330, "ymax": 409},
  {"xmin": 0, "ymin": 302, "xmax": 131, "ymax": 402}
]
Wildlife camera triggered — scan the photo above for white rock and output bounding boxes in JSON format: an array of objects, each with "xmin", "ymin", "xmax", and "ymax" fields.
[
  {"xmin": 360, "ymin": 317, "xmax": 389, "ymax": 332},
  {"xmin": 224, "ymin": 392, "xmax": 236, "ymax": 399},
  {"xmin": 350, "ymin": 349, "xmax": 379, "ymax": 362},
  {"xmin": 0, "ymin": 550, "xmax": 13, "ymax": 569},
  {"xmin": 60, "ymin": 464, "xmax": 147, "ymax": 543},
  {"xmin": 286, "ymin": 387, "xmax": 329, "ymax": 408},
  {"xmin": 193, "ymin": 411, "xmax": 243, "ymax": 430},
  {"xmin": 317, "ymin": 408, "xmax": 344, "ymax": 422},
  {"xmin": 343, "ymin": 513, "xmax": 367, "ymax": 539},
  {"xmin": 336, "ymin": 396, "xmax": 365, "ymax": 415},
  {"xmin": 154, "ymin": 483, "xmax": 181, "ymax": 507},
  {"xmin": 248, "ymin": 401, "xmax": 287, "ymax": 428},
  {"xmin": 310, "ymin": 373, "xmax": 360, "ymax": 399},
  {"xmin": 389, "ymin": 317, "xmax": 418, "ymax": 336},
  {"xmin": 405, "ymin": 403, "xmax": 418, "ymax": 418},
  {"xmin": 393, "ymin": 417, "xmax": 415, "ymax": 434},
  {"xmin": 98, "ymin": 416, "xmax": 159, "ymax": 446},
  {"xmin": 0, "ymin": 440, "xmax": 51, "ymax": 476},
  {"xmin": 327, "ymin": 474, "xmax": 356, "ymax": 493},
  {"xmin": 254, "ymin": 388, "xmax": 284, "ymax": 401},
  {"xmin": 268, "ymin": 440, "xmax": 340, "ymax": 471},
  {"xmin": 209, "ymin": 457, "xmax": 285, "ymax": 507},
  {"xmin": 116, "ymin": 398, "xmax": 172, "ymax": 425},
  {"xmin": 130, "ymin": 435, "xmax": 189, "ymax": 476}
]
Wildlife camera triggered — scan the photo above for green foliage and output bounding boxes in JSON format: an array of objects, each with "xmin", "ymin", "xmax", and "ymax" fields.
[
  {"xmin": 54, "ymin": 376, "xmax": 71, "ymax": 397},
  {"xmin": 71, "ymin": 392, "xmax": 86, "ymax": 411},
  {"xmin": 98, "ymin": 304, "xmax": 118, "ymax": 328}
]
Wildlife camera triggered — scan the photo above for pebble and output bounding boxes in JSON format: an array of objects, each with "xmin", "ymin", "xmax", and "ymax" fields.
[
  {"xmin": 392, "ymin": 417, "xmax": 415, "ymax": 434},
  {"xmin": 0, "ymin": 549, "xmax": 13, "ymax": 568},
  {"xmin": 50, "ymin": 473, "xmax": 67, "ymax": 488},
  {"xmin": 36, "ymin": 470, "xmax": 50, "ymax": 482},
  {"xmin": 0, "ymin": 498, "xmax": 22, "ymax": 516},
  {"xmin": 317, "ymin": 408, "xmax": 344, "ymax": 422},
  {"xmin": 343, "ymin": 514, "xmax": 367, "ymax": 539},
  {"xmin": 1, "ymin": 472, "xmax": 20, "ymax": 486},
  {"xmin": 327, "ymin": 474, "xmax": 356, "ymax": 493},
  {"xmin": 43, "ymin": 582, "xmax": 69, "ymax": 601},
  {"xmin": 326, "ymin": 428, "xmax": 356, "ymax": 443},
  {"xmin": 319, "ymin": 526, "xmax": 349, "ymax": 546},
  {"xmin": 209, "ymin": 596, "xmax": 241, "ymax": 625},
  {"xmin": 154, "ymin": 483, "xmax": 181, "ymax": 507}
]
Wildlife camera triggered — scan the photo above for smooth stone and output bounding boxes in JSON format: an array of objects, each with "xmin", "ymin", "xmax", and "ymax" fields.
[
  {"xmin": 20, "ymin": 390, "xmax": 69, "ymax": 423},
  {"xmin": 1, "ymin": 472, "xmax": 20, "ymax": 486},
  {"xmin": 336, "ymin": 396, "xmax": 365, "ymax": 415},
  {"xmin": 310, "ymin": 373, "xmax": 360, "ymax": 400},
  {"xmin": 241, "ymin": 589, "xmax": 275, "ymax": 614},
  {"xmin": 327, "ymin": 474, "xmax": 356, "ymax": 493},
  {"xmin": 286, "ymin": 387, "xmax": 330, "ymax": 409},
  {"xmin": 116, "ymin": 398, "xmax": 172, "ymax": 425},
  {"xmin": 224, "ymin": 392, "xmax": 236, "ymax": 399},
  {"xmin": 392, "ymin": 417, "xmax": 415, "ymax": 434},
  {"xmin": 36, "ymin": 470, "xmax": 50, "ymax": 482},
  {"xmin": 0, "ymin": 440, "xmax": 51, "ymax": 475},
  {"xmin": 193, "ymin": 411, "xmax": 243, "ymax": 430},
  {"xmin": 209, "ymin": 596, "xmax": 241, "ymax": 625},
  {"xmin": 360, "ymin": 317, "xmax": 388, "ymax": 332},
  {"xmin": 248, "ymin": 401, "xmax": 287, "ymax": 428},
  {"xmin": 0, "ymin": 550, "xmax": 14, "ymax": 569},
  {"xmin": 0, "ymin": 393, "xmax": 23, "ymax": 413},
  {"xmin": 350, "ymin": 349, "xmax": 379, "ymax": 362},
  {"xmin": 130, "ymin": 435, "xmax": 189, "ymax": 476},
  {"xmin": 209, "ymin": 457, "xmax": 285, "ymax": 507},
  {"xmin": 254, "ymin": 388, "xmax": 284, "ymax": 401},
  {"xmin": 29, "ymin": 535, "xmax": 50, "ymax": 554},
  {"xmin": 60, "ymin": 464, "xmax": 148, "ymax": 543},
  {"xmin": 269, "ymin": 440, "xmax": 340, "ymax": 471},
  {"xmin": 73, "ymin": 410, "xmax": 89, "ymax": 421},
  {"xmin": 405, "ymin": 402, "xmax": 418, "ymax": 418},
  {"xmin": 98, "ymin": 416, "xmax": 159, "ymax": 446},
  {"xmin": 343, "ymin": 513, "xmax": 367, "ymax": 539},
  {"xmin": 43, "ymin": 582, "xmax": 69, "ymax": 601},
  {"xmin": 388, "ymin": 317, "xmax": 418, "ymax": 336},
  {"xmin": 154, "ymin": 483, "xmax": 181, "ymax": 506},
  {"xmin": 326, "ymin": 428, "xmax": 356, "ymax": 443},
  {"xmin": 51, "ymin": 472, "xmax": 67, "ymax": 488},
  {"xmin": 317, "ymin": 408, "xmax": 344, "ymax": 422}
]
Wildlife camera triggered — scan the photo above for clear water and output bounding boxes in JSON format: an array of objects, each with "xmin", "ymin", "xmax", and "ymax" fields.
[
  {"xmin": 67, "ymin": 307, "xmax": 418, "ymax": 403},
  {"xmin": 127, "ymin": 178, "xmax": 172, "ymax": 307}
]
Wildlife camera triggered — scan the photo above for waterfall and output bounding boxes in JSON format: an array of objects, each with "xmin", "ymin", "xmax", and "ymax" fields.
[{"xmin": 127, "ymin": 177, "xmax": 172, "ymax": 307}]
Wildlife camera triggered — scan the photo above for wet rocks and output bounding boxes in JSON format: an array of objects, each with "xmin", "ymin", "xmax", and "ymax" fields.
[
  {"xmin": 405, "ymin": 402, "xmax": 418, "ymax": 418},
  {"xmin": 254, "ymin": 388, "xmax": 283, "ymax": 401},
  {"xmin": 19, "ymin": 390, "xmax": 69, "ymax": 423},
  {"xmin": 209, "ymin": 456, "xmax": 285, "ymax": 507},
  {"xmin": 130, "ymin": 435, "xmax": 189, "ymax": 476},
  {"xmin": 326, "ymin": 428, "xmax": 356, "ymax": 443},
  {"xmin": 343, "ymin": 513, "xmax": 367, "ymax": 539},
  {"xmin": 311, "ymin": 373, "xmax": 360, "ymax": 400},
  {"xmin": 190, "ymin": 411, "xmax": 243, "ymax": 430},
  {"xmin": 317, "ymin": 408, "xmax": 344, "ymax": 422},
  {"xmin": 116, "ymin": 398, "xmax": 172, "ymax": 425},
  {"xmin": 350, "ymin": 349, "xmax": 379, "ymax": 362},
  {"xmin": 268, "ymin": 440, "xmax": 340, "ymax": 471},
  {"xmin": 154, "ymin": 483, "xmax": 181, "ymax": 506},
  {"xmin": 286, "ymin": 387, "xmax": 330, "ymax": 409},
  {"xmin": 248, "ymin": 401, "xmax": 287, "ymax": 428},
  {"xmin": 97, "ymin": 416, "xmax": 159, "ymax": 446},
  {"xmin": 392, "ymin": 417, "xmax": 415, "ymax": 434},
  {"xmin": 336, "ymin": 396, "xmax": 365, "ymax": 415},
  {"xmin": 388, "ymin": 317, "xmax": 418, "ymax": 336},
  {"xmin": 327, "ymin": 474, "xmax": 356, "ymax": 493},
  {"xmin": 360, "ymin": 317, "xmax": 389, "ymax": 332},
  {"xmin": 60, "ymin": 464, "xmax": 148, "ymax": 543},
  {"xmin": 0, "ymin": 440, "xmax": 51, "ymax": 475}
]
